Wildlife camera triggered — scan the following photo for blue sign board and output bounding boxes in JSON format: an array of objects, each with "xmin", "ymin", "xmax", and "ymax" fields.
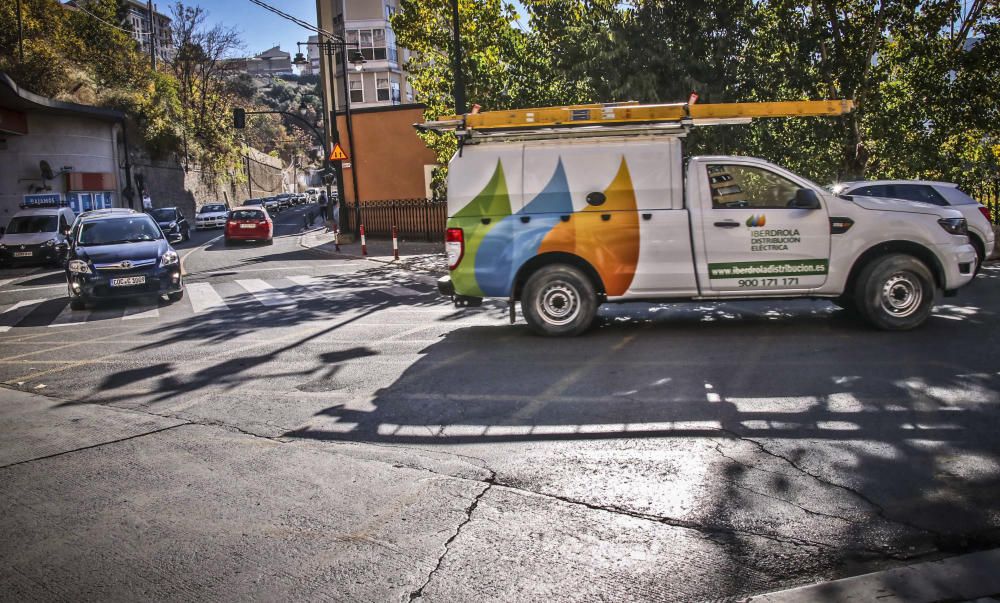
[{"xmin": 21, "ymin": 193, "xmax": 65, "ymax": 208}]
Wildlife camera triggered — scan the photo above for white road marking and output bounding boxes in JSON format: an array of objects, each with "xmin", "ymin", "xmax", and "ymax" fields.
[
  {"xmin": 187, "ymin": 282, "xmax": 229, "ymax": 313},
  {"xmin": 287, "ymin": 275, "xmax": 318, "ymax": 286},
  {"xmin": 122, "ymin": 304, "xmax": 160, "ymax": 320},
  {"xmin": 236, "ymin": 279, "xmax": 296, "ymax": 307},
  {"xmin": 0, "ymin": 279, "xmax": 14, "ymax": 289},
  {"xmin": 0, "ymin": 299, "xmax": 46, "ymax": 332},
  {"xmin": 379, "ymin": 286, "xmax": 423, "ymax": 297},
  {"xmin": 48, "ymin": 304, "xmax": 90, "ymax": 328}
]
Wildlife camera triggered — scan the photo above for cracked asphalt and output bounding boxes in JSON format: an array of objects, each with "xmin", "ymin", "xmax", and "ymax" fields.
[{"xmin": 2, "ymin": 211, "xmax": 1000, "ymax": 601}]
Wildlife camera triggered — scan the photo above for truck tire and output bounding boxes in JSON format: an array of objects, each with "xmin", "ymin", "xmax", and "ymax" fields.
[
  {"xmin": 522, "ymin": 264, "xmax": 597, "ymax": 337},
  {"xmin": 853, "ymin": 254, "xmax": 936, "ymax": 330}
]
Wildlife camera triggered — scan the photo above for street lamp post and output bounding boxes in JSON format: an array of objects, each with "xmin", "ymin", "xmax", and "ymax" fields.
[{"xmin": 294, "ymin": 41, "xmax": 365, "ymax": 234}]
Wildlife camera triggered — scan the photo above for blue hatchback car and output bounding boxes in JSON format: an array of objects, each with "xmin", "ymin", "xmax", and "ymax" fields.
[{"xmin": 65, "ymin": 209, "xmax": 184, "ymax": 310}]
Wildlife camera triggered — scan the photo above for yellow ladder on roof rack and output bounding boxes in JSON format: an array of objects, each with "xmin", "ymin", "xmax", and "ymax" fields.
[{"xmin": 418, "ymin": 99, "xmax": 854, "ymax": 135}]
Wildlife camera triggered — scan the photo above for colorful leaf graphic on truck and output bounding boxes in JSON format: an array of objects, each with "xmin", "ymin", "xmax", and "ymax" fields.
[
  {"xmin": 538, "ymin": 157, "xmax": 640, "ymax": 296},
  {"xmin": 475, "ymin": 160, "xmax": 573, "ymax": 296},
  {"xmin": 746, "ymin": 214, "xmax": 766, "ymax": 227},
  {"xmin": 449, "ymin": 159, "xmax": 512, "ymax": 297},
  {"xmin": 449, "ymin": 157, "xmax": 640, "ymax": 298}
]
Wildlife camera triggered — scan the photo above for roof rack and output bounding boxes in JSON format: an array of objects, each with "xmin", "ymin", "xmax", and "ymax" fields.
[{"xmin": 417, "ymin": 99, "xmax": 854, "ymax": 142}]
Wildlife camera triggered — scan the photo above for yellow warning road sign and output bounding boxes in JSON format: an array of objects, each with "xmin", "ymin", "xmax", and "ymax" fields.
[{"xmin": 329, "ymin": 143, "xmax": 348, "ymax": 161}]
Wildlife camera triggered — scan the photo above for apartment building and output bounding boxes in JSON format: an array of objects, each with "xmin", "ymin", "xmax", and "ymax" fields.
[
  {"xmin": 314, "ymin": 0, "xmax": 436, "ymax": 203},
  {"xmin": 69, "ymin": 0, "xmax": 172, "ymax": 63},
  {"xmin": 316, "ymin": 0, "xmax": 414, "ymax": 110}
]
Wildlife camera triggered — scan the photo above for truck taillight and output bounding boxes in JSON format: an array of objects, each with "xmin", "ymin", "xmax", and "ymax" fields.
[
  {"xmin": 979, "ymin": 205, "xmax": 992, "ymax": 223},
  {"xmin": 445, "ymin": 228, "xmax": 464, "ymax": 270}
]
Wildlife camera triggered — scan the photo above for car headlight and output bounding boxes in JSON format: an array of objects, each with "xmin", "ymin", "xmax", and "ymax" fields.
[
  {"xmin": 168, "ymin": 221, "xmax": 178, "ymax": 230},
  {"xmin": 68, "ymin": 259, "xmax": 92, "ymax": 274},
  {"xmin": 160, "ymin": 250, "xmax": 179, "ymax": 267},
  {"xmin": 45, "ymin": 239, "xmax": 56, "ymax": 247},
  {"xmin": 938, "ymin": 217, "xmax": 968, "ymax": 236}
]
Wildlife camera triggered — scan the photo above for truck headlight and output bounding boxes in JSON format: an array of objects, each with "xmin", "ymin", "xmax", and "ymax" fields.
[
  {"xmin": 938, "ymin": 217, "xmax": 968, "ymax": 236},
  {"xmin": 160, "ymin": 250, "xmax": 179, "ymax": 267},
  {"xmin": 68, "ymin": 259, "xmax": 92, "ymax": 274}
]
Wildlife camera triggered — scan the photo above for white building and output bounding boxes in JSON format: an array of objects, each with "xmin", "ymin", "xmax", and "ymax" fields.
[{"xmin": 316, "ymin": 0, "xmax": 415, "ymax": 110}]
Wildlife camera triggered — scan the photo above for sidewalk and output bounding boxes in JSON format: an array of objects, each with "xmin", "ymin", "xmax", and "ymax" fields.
[
  {"xmin": 299, "ymin": 226, "xmax": 447, "ymax": 278},
  {"xmin": 747, "ymin": 548, "xmax": 1000, "ymax": 603}
]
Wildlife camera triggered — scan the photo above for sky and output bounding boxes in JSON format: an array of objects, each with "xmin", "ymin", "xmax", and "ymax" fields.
[{"xmin": 186, "ymin": 0, "xmax": 528, "ymax": 62}]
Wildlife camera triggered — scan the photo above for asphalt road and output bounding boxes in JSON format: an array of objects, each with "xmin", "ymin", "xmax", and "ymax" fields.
[{"xmin": 2, "ymin": 205, "xmax": 1000, "ymax": 601}]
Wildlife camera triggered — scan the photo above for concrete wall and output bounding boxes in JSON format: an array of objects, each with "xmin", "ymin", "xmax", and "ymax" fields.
[
  {"xmin": 336, "ymin": 104, "xmax": 437, "ymax": 203},
  {"xmin": 134, "ymin": 148, "xmax": 286, "ymax": 215},
  {"xmin": 0, "ymin": 112, "xmax": 118, "ymax": 225}
]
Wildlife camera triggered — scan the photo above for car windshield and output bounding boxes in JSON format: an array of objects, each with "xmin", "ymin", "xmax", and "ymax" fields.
[
  {"xmin": 78, "ymin": 216, "xmax": 163, "ymax": 246},
  {"xmin": 149, "ymin": 209, "xmax": 176, "ymax": 221},
  {"xmin": 201, "ymin": 204, "xmax": 226, "ymax": 213},
  {"xmin": 231, "ymin": 210, "xmax": 264, "ymax": 220},
  {"xmin": 6, "ymin": 215, "xmax": 58, "ymax": 234}
]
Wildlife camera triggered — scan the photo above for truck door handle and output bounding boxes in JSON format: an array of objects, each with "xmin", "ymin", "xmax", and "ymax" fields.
[
  {"xmin": 520, "ymin": 216, "xmax": 531, "ymax": 223},
  {"xmin": 714, "ymin": 220, "xmax": 740, "ymax": 228},
  {"xmin": 642, "ymin": 213, "xmax": 652, "ymax": 220}
]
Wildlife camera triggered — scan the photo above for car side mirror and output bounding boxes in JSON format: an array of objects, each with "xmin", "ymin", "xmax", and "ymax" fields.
[{"xmin": 793, "ymin": 188, "xmax": 821, "ymax": 210}]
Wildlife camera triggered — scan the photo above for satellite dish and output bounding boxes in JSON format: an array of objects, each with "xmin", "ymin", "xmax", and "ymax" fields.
[{"xmin": 40, "ymin": 161, "xmax": 54, "ymax": 180}]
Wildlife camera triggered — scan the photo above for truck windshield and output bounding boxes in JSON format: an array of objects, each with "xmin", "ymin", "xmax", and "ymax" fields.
[
  {"xmin": 78, "ymin": 217, "xmax": 163, "ymax": 246},
  {"xmin": 6, "ymin": 215, "xmax": 58, "ymax": 234}
]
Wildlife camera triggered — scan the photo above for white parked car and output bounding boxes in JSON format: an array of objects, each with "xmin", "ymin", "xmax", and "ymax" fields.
[
  {"xmin": 195, "ymin": 203, "xmax": 229, "ymax": 230},
  {"xmin": 830, "ymin": 181, "xmax": 995, "ymax": 270}
]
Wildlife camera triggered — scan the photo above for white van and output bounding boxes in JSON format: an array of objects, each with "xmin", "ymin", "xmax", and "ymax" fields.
[
  {"xmin": 430, "ymin": 100, "xmax": 977, "ymax": 336},
  {"xmin": 0, "ymin": 201, "xmax": 76, "ymax": 267}
]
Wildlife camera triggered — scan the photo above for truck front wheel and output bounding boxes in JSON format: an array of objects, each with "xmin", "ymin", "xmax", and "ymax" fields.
[
  {"xmin": 522, "ymin": 264, "xmax": 597, "ymax": 337},
  {"xmin": 854, "ymin": 253, "xmax": 936, "ymax": 330}
]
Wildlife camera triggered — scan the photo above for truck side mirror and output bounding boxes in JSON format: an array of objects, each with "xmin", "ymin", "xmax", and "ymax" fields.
[
  {"xmin": 0, "ymin": 226, "xmax": 5, "ymax": 236},
  {"xmin": 793, "ymin": 188, "xmax": 821, "ymax": 209}
]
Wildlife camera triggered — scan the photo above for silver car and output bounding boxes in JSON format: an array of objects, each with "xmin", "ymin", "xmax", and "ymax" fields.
[{"xmin": 831, "ymin": 180, "xmax": 996, "ymax": 269}]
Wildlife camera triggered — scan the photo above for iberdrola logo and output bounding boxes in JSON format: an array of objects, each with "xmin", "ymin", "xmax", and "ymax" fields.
[{"xmin": 746, "ymin": 214, "xmax": 766, "ymax": 227}]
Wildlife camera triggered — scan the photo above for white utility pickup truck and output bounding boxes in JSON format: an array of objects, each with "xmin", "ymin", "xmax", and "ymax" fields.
[{"xmin": 428, "ymin": 100, "xmax": 977, "ymax": 336}]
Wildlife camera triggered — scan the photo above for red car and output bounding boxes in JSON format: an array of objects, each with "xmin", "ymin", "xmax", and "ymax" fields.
[{"xmin": 224, "ymin": 208, "xmax": 273, "ymax": 245}]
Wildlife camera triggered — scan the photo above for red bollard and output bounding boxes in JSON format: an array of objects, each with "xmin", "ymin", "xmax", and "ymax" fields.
[
  {"xmin": 392, "ymin": 225, "xmax": 399, "ymax": 261},
  {"xmin": 360, "ymin": 224, "xmax": 367, "ymax": 256}
]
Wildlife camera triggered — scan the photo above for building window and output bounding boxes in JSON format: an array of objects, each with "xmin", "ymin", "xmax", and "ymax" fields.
[
  {"xmin": 390, "ymin": 74, "xmax": 401, "ymax": 103},
  {"xmin": 348, "ymin": 28, "xmax": 387, "ymax": 61},
  {"xmin": 349, "ymin": 75, "xmax": 364, "ymax": 103},
  {"xmin": 376, "ymin": 74, "xmax": 390, "ymax": 101}
]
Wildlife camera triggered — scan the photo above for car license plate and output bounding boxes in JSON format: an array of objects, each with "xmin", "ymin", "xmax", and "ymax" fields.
[
  {"xmin": 110, "ymin": 276, "xmax": 146, "ymax": 287},
  {"xmin": 240, "ymin": 223, "xmax": 256, "ymax": 229},
  {"xmin": 13, "ymin": 251, "xmax": 32, "ymax": 257}
]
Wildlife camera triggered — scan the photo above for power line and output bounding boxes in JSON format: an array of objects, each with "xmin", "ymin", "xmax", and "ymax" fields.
[
  {"xmin": 71, "ymin": 3, "xmax": 150, "ymax": 36},
  {"xmin": 244, "ymin": 0, "xmax": 343, "ymax": 43}
]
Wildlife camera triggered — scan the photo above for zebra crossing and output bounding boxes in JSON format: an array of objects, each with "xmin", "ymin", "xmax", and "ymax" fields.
[{"xmin": 0, "ymin": 274, "xmax": 439, "ymax": 333}]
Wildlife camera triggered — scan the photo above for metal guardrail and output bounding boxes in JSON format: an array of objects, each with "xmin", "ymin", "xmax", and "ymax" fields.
[{"xmin": 344, "ymin": 198, "xmax": 447, "ymax": 241}]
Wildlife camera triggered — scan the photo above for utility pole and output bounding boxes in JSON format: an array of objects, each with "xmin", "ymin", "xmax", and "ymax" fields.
[
  {"xmin": 16, "ymin": 0, "xmax": 24, "ymax": 63},
  {"xmin": 451, "ymin": 0, "xmax": 465, "ymax": 115},
  {"xmin": 147, "ymin": 0, "xmax": 157, "ymax": 69}
]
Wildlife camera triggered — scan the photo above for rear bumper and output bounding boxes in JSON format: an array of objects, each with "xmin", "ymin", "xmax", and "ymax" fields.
[
  {"xmin": 437, "ymin": 275, "xmax": 455, "ymax": 296},
  {"xmin": 225, "ymin": 230, "xmax": 271, "ymax": 240}
]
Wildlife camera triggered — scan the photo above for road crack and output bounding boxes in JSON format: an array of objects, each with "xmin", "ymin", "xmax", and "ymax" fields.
[
  {"xmin": 407, "ymin": 473, "xmax": 495, "ymax": 601},
  {"xmin": 716, "ymin": 428, "xmax": 945, "ymax": 542}
]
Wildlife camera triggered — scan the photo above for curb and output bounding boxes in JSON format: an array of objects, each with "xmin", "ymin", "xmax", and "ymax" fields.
[{"xmin": 746, "ymin": 548, "xmax": 1000, "ymax": 603}]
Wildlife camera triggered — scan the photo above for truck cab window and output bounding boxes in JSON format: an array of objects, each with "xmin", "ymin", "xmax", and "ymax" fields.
[{"xmin": 709, "ymin": 164, "xmax": 801, "ymax": 209}]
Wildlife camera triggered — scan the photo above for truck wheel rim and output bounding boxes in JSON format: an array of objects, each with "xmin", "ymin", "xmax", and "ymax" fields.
[
  {"xmin": 537, "ymin": 280, "xmax": 580, "ymax": 326},
  {"xmin": 880, "ymin": 273, "xmax": 922, "ymax": 318}
]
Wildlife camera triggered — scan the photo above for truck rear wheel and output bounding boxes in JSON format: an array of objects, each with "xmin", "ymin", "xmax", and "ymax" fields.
[
  {"xmin": 522, "ymin": 264, "xmax": 597, "ymax": 337},
  {"xmin": 854, "ymin": 254, "xmax": 936, "ymax": 330}
]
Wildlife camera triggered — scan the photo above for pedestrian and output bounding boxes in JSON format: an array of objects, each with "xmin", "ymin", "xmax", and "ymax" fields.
[
  {"xmin": 142, "ymin": 194, "xmax": 152, "ymax": 211},
  {"xmin": 318, "ymin": 191, "xmax": 328, "ymax": 223}
]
